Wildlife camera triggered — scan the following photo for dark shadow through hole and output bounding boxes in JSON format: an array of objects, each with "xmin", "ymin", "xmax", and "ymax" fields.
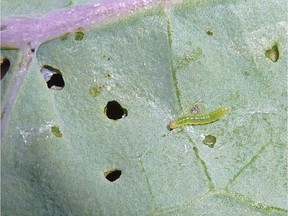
[
  {"xmin": 47, "ymin": 74, "xmax": 65, "ymax": 89},
  {"xmin": 41, "ymin": 65, "xmax": 65, "ymax": 90},
  {"xmin": 105, "ymin": 169, "xmax": 122, "ymax": 182},
  {"xmin": 104, "ymin": 100, "xmax": 128, "ymax": 120},
  {"xmin": 1, "ymin": 58, "xmax": 10, "ymax": 80}
]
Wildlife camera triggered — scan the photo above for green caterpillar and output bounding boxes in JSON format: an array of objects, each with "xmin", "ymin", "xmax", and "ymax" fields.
[{"xmin": 169, "ymin": 107, "xmax": 229, "ymax": 130}]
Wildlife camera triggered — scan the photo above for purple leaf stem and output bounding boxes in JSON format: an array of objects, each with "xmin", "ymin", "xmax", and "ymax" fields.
[{"xmin": 1, "ymin": 0, "xmax": 162, "ymax": 137}]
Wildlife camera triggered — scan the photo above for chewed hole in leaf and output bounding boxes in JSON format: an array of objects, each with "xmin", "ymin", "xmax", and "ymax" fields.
[
  {"xmin": 74, "ymin": 28, "xmax": 85, "ymax": 41},
  {"xmin": 89, "ymin": 86, "xmax": 102, "ymax": 97},
  {"xmin": 51, "ymin": 125, "xmax": 63, "ymax": 138},
  {"xmin": 206, "ymin": 30, "xmax": 214, "ymax": 36},
  {"xmin": 102, "ymin": 54, "xmax": 111, "ymax": 61},
  {"xmin": 265, "ymin": 44, "xmax": 279, "ymax": 62},
  {"xmin": 202, "ymin": 134, "xmax": 216, "ymax": 148},
  {"xmin": 1, "ymin": 57, "xmax": 10, "ymax": 80},
  {"xmin": 104, "ymin": 169, "xmax": 122, "ymax": 182},
  {"xmin": 41, "ymin": 65, "xmax": 65, "ymax": 90},
  {"xmin": 190, "ymin": 102, "xmax": 205, "ymax": 114},
  {"xmin": 191, "ymin": 104, "xmax": 201, "ymax": 114},
  {"xmin": 104, "ymin": 100, "xmax": 128, "ymax": 120}
]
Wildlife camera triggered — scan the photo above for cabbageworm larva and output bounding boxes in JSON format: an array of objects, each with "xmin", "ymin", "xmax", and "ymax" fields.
[{"xmin": 169, "ymin": 107, "xmax": 229, "ymax": 130}]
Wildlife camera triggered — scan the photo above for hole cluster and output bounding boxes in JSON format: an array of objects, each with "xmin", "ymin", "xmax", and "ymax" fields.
[{"xmin": 102, "ymin": 101, "xmax": 127, "ymax": 182}]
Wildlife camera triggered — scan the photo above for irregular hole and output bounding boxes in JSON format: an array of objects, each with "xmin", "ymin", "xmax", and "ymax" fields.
[
  {"xmin": 51, "ymin": 125, "xmax": 63, "ymax": 138},
  {"xmin": 41, "ymin": 65, "xmax": 65, "ymax": 90},
  {"xmin": 265, "ymin": 44, "xmax": 279, "ymax": 62},
  {"xmin": 74, "ymin": 28, "xmax": 85, "ymax": 41},
  {"xmin": 104, "ymin": 100, "xmax": 128, "ymax": 120},
  {"xmin": 104, "ymin": 169, "xmax": 122, "ymax": 182},
  {"xmin": 1, "ymin": 58, "xmax": 10, "ymax": 80},
  {"xmin": 47, "ymin": 74, "xmax": 65, "ymax": 89},
  {"xmin": 202, "ymin": 134, "xmax": 216, "ymax": 148}
]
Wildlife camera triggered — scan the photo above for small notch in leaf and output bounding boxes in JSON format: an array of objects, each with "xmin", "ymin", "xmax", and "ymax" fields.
[
  {"xmin": 104, "ymin": 100, "xmax": 128, "ymax": 120},
  {"xmin": 104, "ymin": 169, "xmax": 122, "ymax": 182},
  {"xmin": 1, "ymin": 57, "xmax": 10, "ymax": 80},
  {"xmin": 41, "ymin": 65, "xmax": 65, "ymax": 90}
]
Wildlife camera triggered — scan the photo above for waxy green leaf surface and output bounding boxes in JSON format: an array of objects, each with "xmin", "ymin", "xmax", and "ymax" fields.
[{"xmin": 1, "ymin": 0, "xmax": 287, "ymax": 215}]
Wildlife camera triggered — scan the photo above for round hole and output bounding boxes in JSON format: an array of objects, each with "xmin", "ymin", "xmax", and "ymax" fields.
[
  {"xmin": 104, "ymin": 100, "xmax": 128, "ymax": 120},
  {"xmin": 104, "ymin": 169, "xmax": 122, "ymax": 182},
  {"xmin": 1, "ymin": 58, "xmax": 10, "ymax": 80}
]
